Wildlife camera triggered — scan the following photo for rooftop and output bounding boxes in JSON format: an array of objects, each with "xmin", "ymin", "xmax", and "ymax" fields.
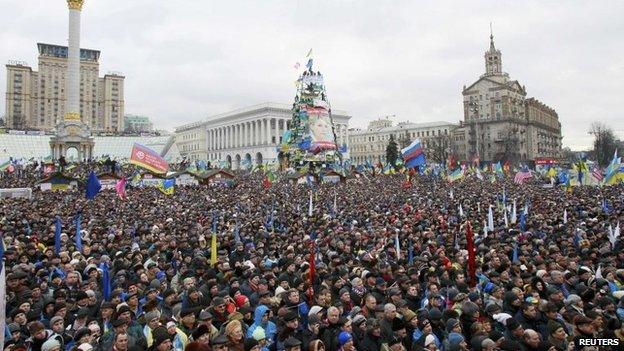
[{"xmin": 0, "ymin": 134, "xmax": 180, "ymax": 161}]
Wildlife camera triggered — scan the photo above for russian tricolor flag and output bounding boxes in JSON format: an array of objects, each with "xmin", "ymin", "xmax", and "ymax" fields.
[{"xmin": 401, "ymin": 139, "xmax": 426, "ymax": 169}]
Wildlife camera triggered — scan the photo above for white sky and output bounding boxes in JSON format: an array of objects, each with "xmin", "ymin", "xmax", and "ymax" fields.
[{"xmin": 1, "ymin": 0, "xmax": 623, "ymax": 150}]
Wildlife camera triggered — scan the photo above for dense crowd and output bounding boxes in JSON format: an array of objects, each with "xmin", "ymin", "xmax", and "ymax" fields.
[{"xmin": 1, "ymin": 164, "xmax": 624, "ymax": 351}]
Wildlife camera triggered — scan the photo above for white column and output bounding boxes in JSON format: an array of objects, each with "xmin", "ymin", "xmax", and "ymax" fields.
[
  {"xmin": 238, "ymin": 124, "xmax": 241, "ymax": 148},
  {"xmin": 224, "ymin": 126, "xmax": 228, "ymax": 149},
  {"xmin": 250, "ymin": 121, "xmax": 254, "ymax": 146},
  {"xmin": 212, "ymin": 129, "xmax": 216, "ymax": 152},
  {"xmin": 245, "ymin": 122, "xmax": 253, "ymax": 146},
  {"xmin": 241, "ymin": 123, "xmax": 246, "ymax": 147},
  {"xmin": 255, "ymin": 120, "xmax": 260, "ymax": 146},
  {"xmin": 265, "ymin": 118, "xmax": 270, "ymax": 145},
  {"xmin": 226, "ymin": 126, "xmax": 231, "ymax": 149},
  {"xmin": 219, "ymin": 128, "xmax": 223, "ymax": 150},
  {"xmin": 65, "ymin": 3, "xmax": 82, "ymax": 120},
  {"xmin": 271, "ymin": 118, "xmax": 278, "ymax": 143}
]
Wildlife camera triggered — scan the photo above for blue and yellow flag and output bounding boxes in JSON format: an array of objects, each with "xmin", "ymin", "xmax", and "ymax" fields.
[
  {"xmin": 156, "ymin": 178, "xmax": 175, "ymax": 195},
  {"xmin": 447, "ymin": 168, "xmax": 464, "ymax": 182}
]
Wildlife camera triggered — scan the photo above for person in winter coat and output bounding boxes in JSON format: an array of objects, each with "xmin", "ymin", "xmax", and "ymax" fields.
[
  {"xmin": 247, "ymin": 305, "xmax": 277, "ymax": 348},
  {"xmin": 359, "ymin": 319, "xmax": 383, "ymax": 351},
  {"xmin": 300, "ymin": 314, "xmax": 321, "ymax": 350}
]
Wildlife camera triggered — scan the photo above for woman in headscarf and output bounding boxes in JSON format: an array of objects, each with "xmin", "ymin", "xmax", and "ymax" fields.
[{"xmin": 225, "ymin": 320, "xmax": 245, "ymax": 351}]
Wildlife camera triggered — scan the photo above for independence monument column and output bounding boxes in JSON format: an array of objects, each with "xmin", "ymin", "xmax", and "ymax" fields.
[
  {"xmin": 65, "ymin": 0, "xmax": 84, "ymax": 121},
  {"xmin": 50, "ymin": 0, "xmax": 94, "ymax": 161}
]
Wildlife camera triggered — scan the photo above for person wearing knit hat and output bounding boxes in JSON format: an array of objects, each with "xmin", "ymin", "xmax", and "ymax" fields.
[
  {"xmin": 191, "ymin": 324, "xmax": 211, "ymax": 344},
  {"xmin": 445, "ymin": 318, "xmax": 461, "ymax": 334},
  {"xmin": 424, "ymin": 334, "xmax": 438, "ymax": 350},
  {"xmin": 504, "ymin": 318, "xmax": 525, "ymax": 345},
  {"xmin": 235, "ymin": 295, "xmax": 250, "ymax": 308},
  {"xmin": 481, "ymin": 338, "xmax": 496, "ymax": 351},
  {"xmin": 244, "ymin": 337, "xmax": 261, "ymax": 351},
  {"xmin": 308, "ymin": 305, "xmax": 323, "ymax": 319},
  {"xmin": 546, "ymin": 320, "xmax": 568, "ymax": 351},
  {"xmin": 41, "ymin": 338, "xmax": 61, "ymax": 351},
  {"xmin": 447, "ymin": 332, "xmax": 466, "ymax": 351},
  {"xmin": 283, "ymin": 337, "xmax": 302, "ymax": 351},
  {"xmin": 338, "ymin": 331, "xmax": 353, "ymax": 349},
  {"xmin": 149, "ymin": 326, "xmax": 172, "ymax": 351}
]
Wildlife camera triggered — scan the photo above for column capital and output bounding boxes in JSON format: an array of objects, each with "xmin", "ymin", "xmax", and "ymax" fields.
[{"xmin": 67, "ymin": 0, "xmax": 84, "ymax": 10}]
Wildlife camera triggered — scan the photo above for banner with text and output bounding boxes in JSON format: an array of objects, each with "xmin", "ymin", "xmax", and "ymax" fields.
[{"xmin": 129, "ymin": 143, "xmax": 169, "ymax": 174}]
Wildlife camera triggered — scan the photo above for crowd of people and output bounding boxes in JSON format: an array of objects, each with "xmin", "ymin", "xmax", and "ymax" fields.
[{"xmin": 1, "ymin": 162, "xmax": 624, "ymax": 351}]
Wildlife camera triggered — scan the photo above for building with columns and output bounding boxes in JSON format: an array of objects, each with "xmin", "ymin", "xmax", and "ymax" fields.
[
  {"xmin": 460, "ymin": 32, "xmax": 562, "ymax": 164},
  {"xmin": 175, "ymin": 102, "xmax": 350, "ymax": 168},
  {"xmin": 348, "ymin": 118, "xmax": 458, "ymax": 164}
]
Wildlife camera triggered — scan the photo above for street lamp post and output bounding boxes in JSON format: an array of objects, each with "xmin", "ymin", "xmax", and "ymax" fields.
[{"xmin": 469, "ymin": 102, "xmax": 480, "ymax": 162}]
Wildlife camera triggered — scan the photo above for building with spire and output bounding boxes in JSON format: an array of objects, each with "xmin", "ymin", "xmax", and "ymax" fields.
[{"xmin": 457, "ymin": 30, "xmax": 562, "ymax": 165}]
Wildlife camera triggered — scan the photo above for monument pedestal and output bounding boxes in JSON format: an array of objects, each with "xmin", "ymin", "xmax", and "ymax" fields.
[{"xmin": 49, "ymin": 121, "xmax": 94, "ymax": 161}]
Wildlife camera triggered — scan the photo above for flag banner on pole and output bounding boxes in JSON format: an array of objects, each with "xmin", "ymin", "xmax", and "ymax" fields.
[
  {"xmin": 55, "ymin": 216, "xmax": 62, "ymax": 254},
  {"xmin": 116, "ymin": 177, "xmax": 127, "ymax": 199},
  {"xmin": 401, "ymin": 139, "xmax": 426, "ymax": 169},
  {"xmin": 129, "ymin": 143, "xmax": 169, "ymax": 174},
  {"xmin": 466, "ymin": 222, "xmax": 476, "ymax": 287},
  {"xmin": 85, "ymin": 171, "xmax": 101, "ymax": 200},
  {"xmin": 514, "ymin": 170, "xmax": 533, "ymax": 184}
]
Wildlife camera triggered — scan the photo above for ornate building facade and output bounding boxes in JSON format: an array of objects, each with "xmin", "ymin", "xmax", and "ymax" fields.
[{"xmin": 460, "ymin": 33, "xmax": 562, "ymax": 163}]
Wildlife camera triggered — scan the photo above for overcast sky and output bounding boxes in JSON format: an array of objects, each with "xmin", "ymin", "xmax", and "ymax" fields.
[{"xmin": 1, "ymin": 1, "xmax": 623, "ymax": 150}]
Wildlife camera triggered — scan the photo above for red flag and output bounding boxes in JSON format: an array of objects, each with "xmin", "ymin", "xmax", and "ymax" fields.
[
  {"xmin": 307, "ymin": 239, "xmax": 316, "ymax": 304},
  {"xmin": 466, "ymin": 221, "xmax": 477, "ymax": 287},
  {"xmin": 402, "ymin": 180, "xmax": 412, "ymax": 189},
  {"xmin": 262, "ymin": 176, "xmax": 272, "ymax": 189}
]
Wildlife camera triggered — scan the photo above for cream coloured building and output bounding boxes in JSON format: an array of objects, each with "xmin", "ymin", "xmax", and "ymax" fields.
[
  {"xmin": 349, "ymin": 118, "xmax": 458, "ymax": 164},
  {"xmin": 5, "ymin": 43, "xmax": 125, "ymax": 133},
  {"xmin": 461, "ymin": 34, "xmax": 562, "ymax": 163},
  {"xmin": 175, "ymin": 102, "xmax": 351, "ymax": 167}
]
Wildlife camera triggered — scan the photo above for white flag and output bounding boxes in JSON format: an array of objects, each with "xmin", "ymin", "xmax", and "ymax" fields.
[
  {"xmin": 563, "ymin": 209, "xmax": 568, "ymax": 224},
  {"xmin": 450, "ymin": 189, "xmax": 454, "ymax": 199},
  {"xmin": 611, "ymin": 222, "xmax": 621, "ymax": 250},
  {"xmin": 504, "ymin": 209, "xmax": 509, "ymax": 228},
  {"xmin": 459, "ymin": 204, "xmax": 464, "ymax": 217},
  {"xmin": 395, "ymin": 233, "xmax": 401, "ymax": 260},
  {"xmin": 511, "ymin": 199, "xmax": 517, "ymax": 224},
  {"xmin": 483, "ymin": 220, "xmax": 488, "ymax": 238},
  {"xmin": 596, "ymin": 265, "xmax": 603, "ymax": 279},
  {"xmin": 477, "ymin": 202, "xmax": 481, "ymax": 213},
  {"xmin": 308, "ymin": 192, "xmax": 313, "ymax": 217},
  {"xmin": 488, "ymin": 205, "xmax": 495, "ymax": 231}
]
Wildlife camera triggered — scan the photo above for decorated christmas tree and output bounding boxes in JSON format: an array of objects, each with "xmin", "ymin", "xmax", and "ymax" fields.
[{"xmin": 280, "ymin": 54, "xmax": 340, "ymax": 169}]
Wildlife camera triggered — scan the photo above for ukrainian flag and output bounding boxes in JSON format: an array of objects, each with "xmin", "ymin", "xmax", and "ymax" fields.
[
  {"xmin": 157, "ymin": 178, "xmax": 175, "ymax": 195},
  {"xmin": 447, "ymin": 168, "xmax": 464, "ymax": 182}
]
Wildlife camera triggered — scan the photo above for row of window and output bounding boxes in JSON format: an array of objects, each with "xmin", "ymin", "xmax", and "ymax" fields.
[{"xmin": 350, "ymin": 129, "xmax": 449, "ymax": 143}]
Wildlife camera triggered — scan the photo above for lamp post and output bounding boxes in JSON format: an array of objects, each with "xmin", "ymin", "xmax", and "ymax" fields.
[{"xmin": 469, "ymin": 101, "xmax": 480, "ymax": 162}]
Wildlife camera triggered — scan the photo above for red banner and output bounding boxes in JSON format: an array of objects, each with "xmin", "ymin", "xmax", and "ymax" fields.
[
  {"xmin": 129, "ymin": 144, "xmax": 169, "ymax": 174},
  {"xmin": 466, "ymin": 221, "xmax": 476, "ymax": 288}
]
